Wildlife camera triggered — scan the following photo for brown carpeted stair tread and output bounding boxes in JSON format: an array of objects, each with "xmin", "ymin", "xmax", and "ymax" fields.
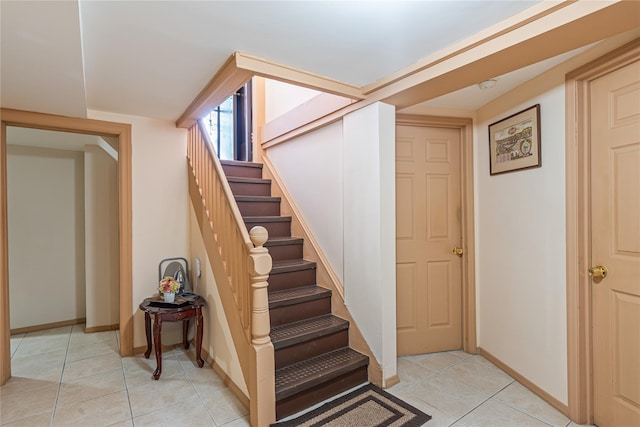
[
  {"xmin": 244, "ymin": 215, "xmax": 291, "ymax": 223},
  {"xmin": 275, "ymin": 347, "xmax": 369, "ymax": 401},
  {"xmin": 234, "ymin": 195, "xmax": 281, "ymax": 202},
  {"xmin": 226, "ymin": 176, "xmax": 271, "ymax": 184},
  {"xmin": 271, "ymin": 314, "xmax": 349, "ymax": 350},
  {"xmin": 264, "ymin": 236, "xmax": 304, "ymax": 246},
  {"xmin": 269, "ymin": 285, "xmax": 330, "ymax": 308},
  {"xmin": 271, "ymin": 259, "xmax": 316, "ymax": 274}
]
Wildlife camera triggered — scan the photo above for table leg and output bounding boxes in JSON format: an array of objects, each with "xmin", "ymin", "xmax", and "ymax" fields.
[
  {"xmin": 152, "ymin": 313, "xmax": 163, "ymax": 380},
  {"xmin": 182, "ymin": 319, "xmax": 190, "ymax": 350},
  {"xmin": 144, "ymin": 312, "xmax": 152, "ymax": 359},
  {"xmin": 195, "ymin": 307, "xmax": 204, "ymax": 368}
]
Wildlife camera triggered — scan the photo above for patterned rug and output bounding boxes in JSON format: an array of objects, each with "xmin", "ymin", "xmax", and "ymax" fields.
[{"xmin": 272, "ymin": 383, "xmax": 431, "ymax": 427}]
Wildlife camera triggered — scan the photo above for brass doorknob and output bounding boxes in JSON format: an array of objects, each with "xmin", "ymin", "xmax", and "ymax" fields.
[
  {"xmin": 588, "ymin": 265, "xmax": 608, "ymax": 279},
  {"xmin": 452, "ymin": 246, "xmax": 464, "ymax": 257}
]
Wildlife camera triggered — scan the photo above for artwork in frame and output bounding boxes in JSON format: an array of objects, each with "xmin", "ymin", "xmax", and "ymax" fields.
[{"xmin": 489, "ymin": 104, "xmax": 541, "ymax": 175}]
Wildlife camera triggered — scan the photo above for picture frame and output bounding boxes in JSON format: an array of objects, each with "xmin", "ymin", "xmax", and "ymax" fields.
[{"xmin": 488, "ymin": 104, "xmax": 541, "ymax": 175}]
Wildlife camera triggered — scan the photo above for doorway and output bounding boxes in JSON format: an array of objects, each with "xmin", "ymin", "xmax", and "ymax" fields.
[
  {"xmin": 1, "ymin": 109, "xmax": 133, "ymax": 385},
  {"xmin": 395, "ymin": 114, "xmax": 477, "ymax": 356},
  {"xmin": 566, "ymin": 39, "xmax": 640, "ymax": 425}
]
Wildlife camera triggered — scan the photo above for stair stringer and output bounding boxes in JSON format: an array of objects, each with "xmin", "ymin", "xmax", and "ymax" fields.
[{"xmin": 261, "ymin": 156, "xmax": 392, "ymax": 388}]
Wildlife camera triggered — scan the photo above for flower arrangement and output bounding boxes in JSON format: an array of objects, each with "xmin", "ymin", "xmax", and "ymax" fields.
[{"xmin": 158, "ymin": 276, "xmax": 180, "ymax": 294}]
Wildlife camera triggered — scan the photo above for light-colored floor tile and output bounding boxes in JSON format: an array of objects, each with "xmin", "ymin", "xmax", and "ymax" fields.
[
  {"xmin": 567, "ymin": 423, "xmax": 596, "ymax": 427},
  {"xmin": 10, "ymin": 334, "xmax": 25, "ymax": 357},
  {"xmin": 9, "ymin": 351, "xmax": 65, "ymax": 383},
  {"xmin": 1, "ymin": 411, "xmax": 53, "ymax": 426},
  {"xmin": 0, "ymin": 384, "xmax": 58, "ymax": 425},
  {"xmin": 397, "ymin": 357, "xmax": 439, "ymax": 387},
  {"xmin": 62, "ymin": 352, "xmax": 123, "ymax": 382},
  {"xmin": 220, "ymin": 415, "xmax": 250, "ymax": 426},
  {"xmin": 57, "ymin": 369, "xmax": 126, "ymax": 407},
  {"xmin": 0, "ymin": 376, "xmax": 57, "ymax": 398},
  {"xmin": 106, "ymin": 419, "xmax": 133, "ymax": 427},
  {"xmin": 122, "ymin": 355, "xmax": 185, "ymax": 389},
  {"xmin": 108, "ymin": 419, "xmax": 134, "ymax": 427},
  {"xmin": 11, "ymin": 334, "xmax": 69, "ymax": 359},
  {"xmin": 200, "ymin": 388, "xmax": 249, "ymax": 426},
  {"xmin": 404, "ymin": 373, "xmax": 491, "ymax": 419},
  {"xmin": 389, "ymin": 392, "xmax": 457, "ymax": 427},
  {"xmin": 132, "ymin": 397, "xmax": 215, "ymax": 426},
  {"xmin": 441, "ymin": 355, "xmax": 514, "ymax": 395},
  {"xmin": 496, "ymin": 382, "xmax": 570, "ymax": 426},
  {"xmin": 65, "ymin": 335, "xmax": 119, "ymax": 363},
  {"xmin": 460, "ymin": 398, "xmax": 551, "ymax": 427},
  {"xmin": 52, "ymin": 390, "xmax": 131, "ymax": 427},
  {"xmin": 406, "ymin": 350, "xmax": 468, "ymax": 373},
  {"xmin": 127, "ymin": 377, "xmax": 198, "ymax": 417}
]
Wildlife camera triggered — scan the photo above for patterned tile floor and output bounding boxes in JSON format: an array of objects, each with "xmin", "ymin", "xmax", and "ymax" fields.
[{"xmin": 2, "ymin": 326, "xmax": 596, "ymax": 426}]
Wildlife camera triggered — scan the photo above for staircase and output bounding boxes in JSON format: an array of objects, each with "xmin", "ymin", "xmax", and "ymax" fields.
[{"xmin": 221, "ymin": 160, "xmax": 369, "ymax": 420}]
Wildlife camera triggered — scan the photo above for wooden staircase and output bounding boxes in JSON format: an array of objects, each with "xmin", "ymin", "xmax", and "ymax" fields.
[{"xmin": 221, "ymin": 160, "xmax": 369, "ymax": 420}]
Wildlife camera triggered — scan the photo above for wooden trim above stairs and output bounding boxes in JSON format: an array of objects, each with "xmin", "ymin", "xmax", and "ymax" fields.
[{"xmin": 260, "ymin": 156, "xmax": 389, "ymax": 388}]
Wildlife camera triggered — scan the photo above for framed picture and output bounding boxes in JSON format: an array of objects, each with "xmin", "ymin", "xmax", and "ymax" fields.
[{"xmin": 489, "ymin": 104, "xmax": 541, "ymax": 175}]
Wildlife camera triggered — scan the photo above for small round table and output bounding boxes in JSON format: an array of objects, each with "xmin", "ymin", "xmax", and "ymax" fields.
[{"xmin": 138, "ymin": 295, "xmax": 206, "ymax": 380}]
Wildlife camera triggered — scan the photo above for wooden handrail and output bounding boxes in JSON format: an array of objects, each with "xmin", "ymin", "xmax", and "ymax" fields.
[{"xmin": 187, "ymin": 121, "xmax": 275, "ymax": 426}]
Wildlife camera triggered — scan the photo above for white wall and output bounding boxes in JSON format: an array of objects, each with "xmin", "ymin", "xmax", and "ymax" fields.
[
  {"xmin": 266, "ymin": 102, "xmax": 398, "ymax": 382},
  {"xmin": 188, "ymin": 206, "xmax": 248, "ymax": 396},
  {"xmin": 473, "ymin": 34, "xmax": 639, "ymax": 404},
  {"xmin": 343, "ymin": 102, "xmax": 397, "ymax": 382},
  {"xmin": 264, "ymin": 79, "xmax": 321, "ymax": 122},
  {"xmin": 84, "ymin": 144, "xmax": 119, "ymax": 329},
  {"xmin": 7, "ymin": 145, "xmax": 86, "ymax": 329},
  {"xmin": 87, "ymin": 110, "xmax": 189, "ymax": 347},
  {"xmin": 267, "ymin": 122, "xmax": 344, "ymax": 282}
]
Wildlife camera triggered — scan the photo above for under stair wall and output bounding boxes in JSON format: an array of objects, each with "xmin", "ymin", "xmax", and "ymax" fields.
[{"xmin": 260, "ymin": 101, "xmax": 398, "ymax": 386}]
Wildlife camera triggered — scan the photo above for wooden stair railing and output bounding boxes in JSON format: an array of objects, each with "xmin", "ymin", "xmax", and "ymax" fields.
[{"xmin": 187, "ymin": 120, "xmax": 275, "ymax": 427}]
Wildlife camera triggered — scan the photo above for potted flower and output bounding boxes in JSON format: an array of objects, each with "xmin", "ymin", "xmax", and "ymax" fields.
[{"xmin": 158, "ymin": 276, "xmax": 180, "ymax": 303}]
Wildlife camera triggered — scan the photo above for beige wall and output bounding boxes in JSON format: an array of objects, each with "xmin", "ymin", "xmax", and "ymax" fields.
[
  {"xmin": 87, "ymin": 110, "xmax": 189, "ymax": 348},
  {"xmin": 7, "ymin": 145, "xmax": 86, "ymax": 329},
  {"xmin": 84, "ymin": 144, "xmax": 119, "ymax": 329}
]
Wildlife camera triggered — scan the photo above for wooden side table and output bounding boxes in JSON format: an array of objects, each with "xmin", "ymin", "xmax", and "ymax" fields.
[{"xmin": 138, "ymin": 295, "xmax": 206, "ymax": 380}]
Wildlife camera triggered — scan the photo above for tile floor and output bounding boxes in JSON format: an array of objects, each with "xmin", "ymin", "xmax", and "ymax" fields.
[{"xmin": 2, "ymin": 326, "xmax": 595, "ymax": 426}]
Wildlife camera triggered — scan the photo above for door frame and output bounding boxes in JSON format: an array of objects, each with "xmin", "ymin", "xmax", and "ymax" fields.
[
  {"xmin": 1, "ymin": 108, "xmax": 133, "ymax": 385},
  {"xmin": 396, "ymin": 114, "xmax": 477, "ymax": 354},
  {"xmin": 565, "ymin": 38, "xmax": 640, "ymax": 424}
]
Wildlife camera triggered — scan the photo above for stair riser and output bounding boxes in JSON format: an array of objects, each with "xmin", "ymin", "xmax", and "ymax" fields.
[
  {"xmin": 222, "ymin": 164, "xmax": 262, "ymax": 179},
  {"xmin": 245, "ymin": 220, "xmax": 290, "ymax": 237},
  {"xmin": 275, "ymin": 331, "xmax": 349, "ymax": 369},
  {"xmin": 266, "ymin": 243, "xmax": 304, "ymax": 263},
  {"xmin": 268, "ymin": 268, "xmax": 317, "ymax": 292},
  {"xmin": 229, "ymin": 182, "xmax": 271, "ymax": 197},
  {"xmin": 275, "ymin": 367, "xmax": 368, "ymax": 420},
  {"xmin": 270, "ymin": 298, "xmax": 331, "ymax": 327},
  {"xmin": 237, "ymin": 200, "xmax": 281, "ymax": 217}
]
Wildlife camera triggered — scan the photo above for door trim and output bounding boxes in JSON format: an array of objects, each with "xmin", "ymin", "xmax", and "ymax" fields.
[
  {"xmin": 396, "ymin": 114, "xmax": 477, "ymax": 353},
  {"xmin": 565, "ymin": 38, "xmax": 640, "ymax": 424},
  {"xmin": 0, "ymin": 108, "xmax": 133, "ymax": 385}
]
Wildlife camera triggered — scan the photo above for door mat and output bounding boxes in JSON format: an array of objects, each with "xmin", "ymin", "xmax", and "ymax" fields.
[{"xmin": 272, "ymin": 383, "xmax": 431, "ymax": 426}]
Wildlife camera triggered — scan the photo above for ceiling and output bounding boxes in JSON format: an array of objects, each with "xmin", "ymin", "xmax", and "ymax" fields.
[{"xmin": 0, "ymin": 1, "xmax": 623, "ymax": 121}]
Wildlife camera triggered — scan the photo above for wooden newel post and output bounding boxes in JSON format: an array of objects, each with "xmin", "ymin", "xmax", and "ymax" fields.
[
  {"xmin": 248, "ymin": 226, "xmax": 275, "ymax": 426},
  {"xmin": 248, "ymin": 226, "xmax": 272, "ymax": 345}
]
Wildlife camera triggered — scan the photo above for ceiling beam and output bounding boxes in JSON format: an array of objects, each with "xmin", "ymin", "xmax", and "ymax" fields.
[
  {"xmin": 177, "ymin": 0, "xmax": 639, "ymax": 129},
  {"xmin": 369, "ymin": 0, "xmax": 640, "ymax": 109}
]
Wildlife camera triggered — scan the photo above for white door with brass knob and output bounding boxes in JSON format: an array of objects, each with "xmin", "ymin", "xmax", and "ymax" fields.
[{"xmin": 590, "ymin": 59, "xmax": 640, "ymax": 427}]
